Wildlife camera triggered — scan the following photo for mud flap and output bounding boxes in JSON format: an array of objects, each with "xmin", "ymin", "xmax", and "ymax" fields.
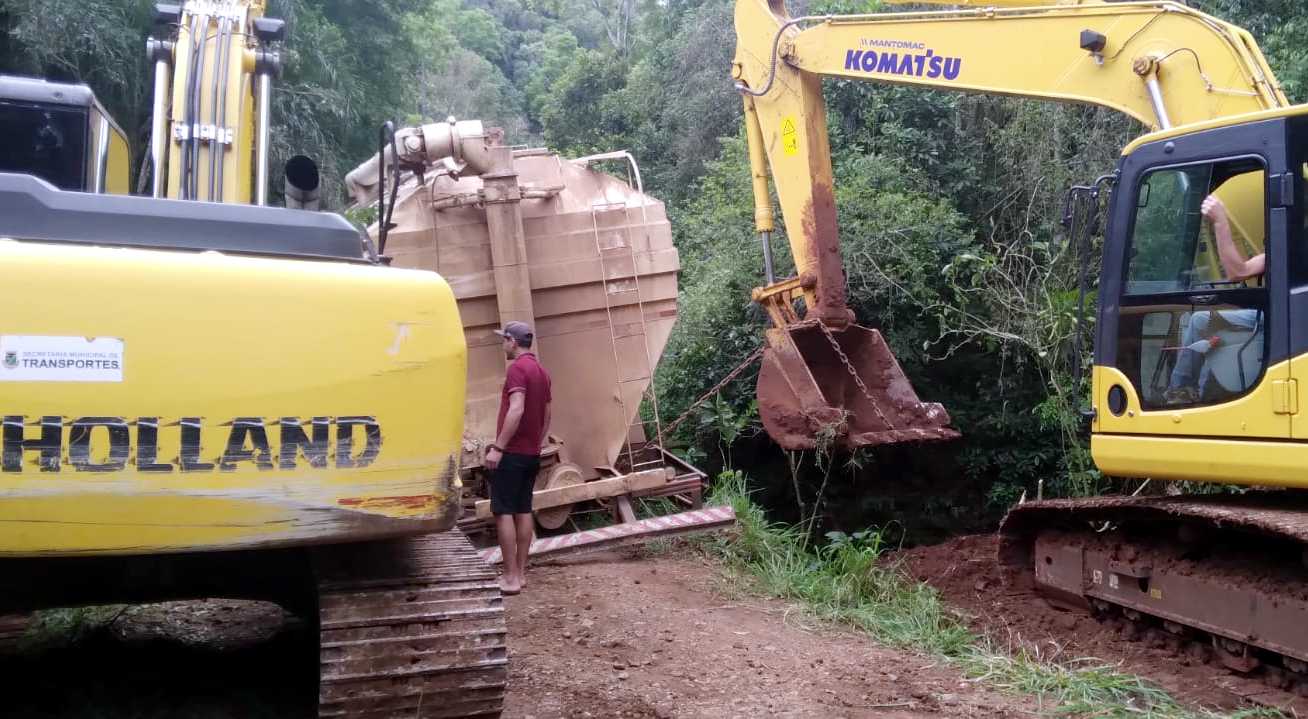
[{"xmin": 756, "ymin": 320, "xmax": 959, "ymax": 450}]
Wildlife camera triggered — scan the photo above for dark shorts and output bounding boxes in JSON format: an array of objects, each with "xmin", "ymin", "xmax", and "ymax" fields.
[{"xmin": 489, "ymin": 452, "xmax": 540, "ymax": 516}]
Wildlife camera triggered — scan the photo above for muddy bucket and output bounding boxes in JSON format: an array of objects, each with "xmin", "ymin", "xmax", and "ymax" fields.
[{"xmin": 756, "ymin": 321, "xmax": 959, "ymax": 450}]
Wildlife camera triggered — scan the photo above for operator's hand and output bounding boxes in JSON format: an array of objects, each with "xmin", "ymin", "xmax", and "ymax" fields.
[
  {"xmin": 1201, "ymin": 194, "xmax": 1228, "ymax": 226},
  {"xmin": 485, "ymin": 447, "xmax": 502, "ymax": 470}
]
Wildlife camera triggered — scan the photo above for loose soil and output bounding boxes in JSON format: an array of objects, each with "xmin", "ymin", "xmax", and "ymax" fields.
[
  {"xmin": 504, "ymin": 548, "xmax": 1034, "ymax": 718},
  {"xmin": 896, "ymin": 533, "xmax": 1306, "ymax": 715},
  {"xmin": 0, "ymin": 545, "xmax": 1035, "ymax": 718}
]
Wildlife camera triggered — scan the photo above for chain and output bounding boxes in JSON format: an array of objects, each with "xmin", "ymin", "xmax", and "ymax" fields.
[
  {"xmin": 662, "ymin": 345, "xmax": 766, "ymax": 439},
  {"xmin": 815, "ymin": 322, "xmax": 894, "ymax": 429}
]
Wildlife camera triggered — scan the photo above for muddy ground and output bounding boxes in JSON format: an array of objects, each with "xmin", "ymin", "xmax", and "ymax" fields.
[
  {"xmin": 502, "ymin": 549, "xmax": 1032, "ymax": 718},
  {"xmin": 897, "ymin": 533, "xmax": 1306, "ymax": 715},
  {"xmin": 0, "ymin": 546, "xmax": 1032, "ymax": 718},
  {"xmin": 1, "ymin": 537, "xmax": 1295, "ymax": 717}
]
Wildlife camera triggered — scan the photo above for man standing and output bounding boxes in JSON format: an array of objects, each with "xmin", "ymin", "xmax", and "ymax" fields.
[{"xmin": 484, "ymin": 321, "xmax": 551, "ymax": 595}]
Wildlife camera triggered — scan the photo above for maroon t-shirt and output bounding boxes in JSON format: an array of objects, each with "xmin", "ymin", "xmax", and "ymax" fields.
[{"xmin": 496, "ymin": 352, "xmax": 552, "ymax": 456}]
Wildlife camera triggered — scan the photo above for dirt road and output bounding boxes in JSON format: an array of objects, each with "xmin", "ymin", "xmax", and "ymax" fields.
[
  {"xmin": 0, "ymin": 544, "xmax": 1034, "ymax": 718},
  {"xmin": 503, "ymin": 548, "xmax": 1033, "ymax": 718}
]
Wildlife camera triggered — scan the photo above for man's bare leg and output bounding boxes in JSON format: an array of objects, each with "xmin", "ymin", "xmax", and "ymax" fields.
[
  {"xmin": 513, "ymin": 513, "xmax": 534, "ymax": 588},
  {"xmin": 495, "ymin": 514, "xmax": 522, "ymax": 593}
]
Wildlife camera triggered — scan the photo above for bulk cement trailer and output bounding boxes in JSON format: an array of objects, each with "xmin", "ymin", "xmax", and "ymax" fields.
[{"xmin": 345, "ymin": 121, "xmax": 730, "ymax": 553}]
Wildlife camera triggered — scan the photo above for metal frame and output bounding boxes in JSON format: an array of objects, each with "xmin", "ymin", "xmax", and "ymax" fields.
[{"xmin": 577, "ymin": 151, "xmax": 668, "ymax": 474}]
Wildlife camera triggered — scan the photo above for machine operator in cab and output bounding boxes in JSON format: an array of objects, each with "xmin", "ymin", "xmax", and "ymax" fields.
[{"xmin": 1165, "ymin": 193, "xmax": 1266, "ymax": 405}]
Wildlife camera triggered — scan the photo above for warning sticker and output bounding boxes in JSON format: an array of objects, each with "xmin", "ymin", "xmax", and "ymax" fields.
[
  {"xmin": 781, "ymin": 116, "xmax": 799, "ymax": 156},
  {"xmin": 1, "ymin": 335, "xmax": 124, "ymax": 383}
]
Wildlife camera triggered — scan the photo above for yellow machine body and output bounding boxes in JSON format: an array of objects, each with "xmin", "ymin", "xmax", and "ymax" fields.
[
  {"xmin": 0, "ymin": 5, "xmax": 514, "ymax": 713},
  {"xmin": 0, "ymin": 75, "xmax": 131, "ymax": 194},
  {"xmin": 161, "ymin": 1, "xmax": 263, "ymax": 203},
  {"xmin": 732, "ymin": 0, "xmax": 1308, "ymax": 480},
  {"xmin": 0, "ymin": 239, "xmax": 466, "ymax": 557}
]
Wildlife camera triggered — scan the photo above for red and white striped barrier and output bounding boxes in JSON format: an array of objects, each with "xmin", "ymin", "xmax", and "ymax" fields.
[{"xmin": 479, "ymin": 504, "xmax": 736, "ymax": 565}]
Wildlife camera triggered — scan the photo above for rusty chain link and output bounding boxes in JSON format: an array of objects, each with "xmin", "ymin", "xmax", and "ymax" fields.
[
  {"xmin": 662, "ymin": 345, "xmax": 766, "ymax": 440},
  {"xmin": 815, "ymin": 322, "xmax": 894, "ymax": 430}
]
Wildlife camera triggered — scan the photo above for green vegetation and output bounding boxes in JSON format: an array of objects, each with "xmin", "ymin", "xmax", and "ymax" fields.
[
  {"xmin": 6, "ymin": 1, "xmax": 1307, "ymax": 531},
  {"xmin": 701, "ymin": 471, "xmax": 1281, "ymax": 718}
]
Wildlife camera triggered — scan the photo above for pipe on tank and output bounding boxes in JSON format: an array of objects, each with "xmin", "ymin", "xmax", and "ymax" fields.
[
  {"xmin": 345, "ymin": 119, "xmax": 496, "ymax": 206},
  {"xmin": 481, "ymin": 143, "xmax": 537, "ymax": 334},
  {"xmin": 339, "ymin": 118, "xmax": 535, "ymax": 335}
]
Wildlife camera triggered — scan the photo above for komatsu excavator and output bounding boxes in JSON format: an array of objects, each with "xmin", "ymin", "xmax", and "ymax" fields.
[
  {"xmin": 0, "ymin": 2, "xmax": 507, "ymax": 716},
  {"xmin": 737, "ymin": 0, "xmax": 1308, "ymax": 685}
]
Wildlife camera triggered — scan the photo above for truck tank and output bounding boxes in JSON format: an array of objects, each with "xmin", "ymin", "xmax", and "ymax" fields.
[{"xmin": 351, "ymin": 130, "xmax": 697, "ymax": 531}]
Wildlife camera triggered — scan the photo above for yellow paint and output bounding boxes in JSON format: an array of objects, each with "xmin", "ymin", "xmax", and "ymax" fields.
[
  {"xmin": 163, "ymin": 1, "xmax": 262, "ymax": 202},
  {"xmin": 0, "ymin": 240, "xmax": 466, "ymax": 556},
  {"xmin": 1093, "ymin": 434, "xmax": 1308, "ymax": 488},
  {"xmin": 781, "ymin": 116, "xmax": 799, "ymax": 156},
  {"xmin": 1123, "ymin": 103, "xmax": 1308, "ymax": 155},
  {"xmin": 1091, "ymin": 364, "xmax": 1289, "ymax": 439},
  {"xmin": 1286, "ymin": 355, "xmax": 1308, "ymax": 439},
  {"xmin": 85, "ymin": 104, "xmax": 131, "ymax": 195},
  {"xmin": 1273, "ymin": 379, "xmax": 1298, "ymax": 415},
  {"xmin": 783, "ymin": 4, "xmax": 1282, "ymax": 130},
  {"xmin": 1089, "ymin": 360, "xmax": 1308, "ymax": 486},
  {"xmin": 105, "ymin": 126, "xmax": 130, "ymax": 194},
  {"xmin": 734, "ymin": 0, "xmax": 1290, "ymax": 330},
  {"xmin": 733, "ymin": 0, "xmax": 1308, "ymax": 492}
]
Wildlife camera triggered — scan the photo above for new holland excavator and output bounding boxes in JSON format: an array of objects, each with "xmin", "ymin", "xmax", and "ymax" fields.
[
  {"xmin": 0, "ymin": 2, "xmax": 509, "ymax": 716},
  {"xmin": 736, "ymin": 0, "xmax": 1308, "ymax": 687}
]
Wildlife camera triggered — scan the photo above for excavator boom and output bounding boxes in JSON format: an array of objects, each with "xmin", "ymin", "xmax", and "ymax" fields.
[
  {"xmin": 733, "ymin": 0, "xmax": 1286, "ymax": 450},
  {"xmin": 734, "ymin": 0, "xmax": 1308, "ymax": 688}
]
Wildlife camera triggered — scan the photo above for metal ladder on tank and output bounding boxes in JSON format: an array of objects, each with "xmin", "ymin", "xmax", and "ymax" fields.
[{"xmin": 587, "ymin": 188, "xmax": 667, "ymax": 478}]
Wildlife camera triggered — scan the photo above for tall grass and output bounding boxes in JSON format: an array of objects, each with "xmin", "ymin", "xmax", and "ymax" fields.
[{"xmin": 700, "ymin": 471, "xmax": 1281, "ymax": 719}]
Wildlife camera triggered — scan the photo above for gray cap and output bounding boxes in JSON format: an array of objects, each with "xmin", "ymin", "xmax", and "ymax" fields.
[{"xmin": 493, "ymin": 321, "xmax": 534, "ymax": 345}]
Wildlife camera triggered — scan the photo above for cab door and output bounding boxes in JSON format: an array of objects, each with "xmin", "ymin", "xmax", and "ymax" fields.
[
  {"xmin": 1287, "ymin": 116, "xmax": 1308, "ymax": 440},
  {"xmin": 1094, "ymin": 118, "xmax": 1292, "ymax": 458}
]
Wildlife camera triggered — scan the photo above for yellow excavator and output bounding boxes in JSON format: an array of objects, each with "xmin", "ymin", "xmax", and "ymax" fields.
[
  {"xmin": 0, "ymin": 2, "xmax": 507, "ymax": 716},
  {"xmin": 737, "ymin": 0, "xmax": 1308, "ymax": 684}
]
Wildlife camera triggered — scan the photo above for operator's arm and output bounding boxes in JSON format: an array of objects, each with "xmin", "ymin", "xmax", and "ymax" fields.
[
  {"xmin": 542, "ymin": 402, "xmax": 551, "ymax": 448},
  {"xmin": 1202, "ymin": 195, "xmax": 1265, "ymax": 281}
]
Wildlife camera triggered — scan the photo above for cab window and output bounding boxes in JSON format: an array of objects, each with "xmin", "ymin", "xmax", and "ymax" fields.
[
  {"xmin": 0, "ymin": 100, "xmax": 88, "ymax": 191},
  {"xmin": 1116, "ymin": 158, "xmax": 1267, "ymax": 411}
]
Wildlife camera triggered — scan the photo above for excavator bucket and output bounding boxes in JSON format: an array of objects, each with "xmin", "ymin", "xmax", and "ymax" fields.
[{"xmin": 756, "ymin": 320, "xmax": 959, "ymax": 450}]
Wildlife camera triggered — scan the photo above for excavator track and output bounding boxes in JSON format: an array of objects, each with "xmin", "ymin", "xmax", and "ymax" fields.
[
  {"xmin": 313, "ymin": 529, "xmax": 507, "ymax": 718},
  {"xmin": 1000, "ymin": 492, "xmax": 1308, "ymax": 694}
]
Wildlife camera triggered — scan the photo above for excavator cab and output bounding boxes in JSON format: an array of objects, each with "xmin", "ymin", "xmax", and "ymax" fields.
[{"xmin": 0, "ymin": 75, "xmax": 130, "ymax": 194}]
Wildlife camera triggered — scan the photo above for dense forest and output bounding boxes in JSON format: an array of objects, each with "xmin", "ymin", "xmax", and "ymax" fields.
[{"xmin": 4, "ymin": 0, "xmax": 1306, "ymax": 539}]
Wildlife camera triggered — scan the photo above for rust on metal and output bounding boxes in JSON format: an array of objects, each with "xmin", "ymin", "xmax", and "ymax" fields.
[
  {"xmin": 314, "ymin": 529, "xmax": 507, "ymax": 718},
  {"xmin": 756, "ymin": 319, "xmax": 958, "ymax": 450},
  {"xmin": 1001, "ymin": 492, "xmax": 1308, "ymax": 680},
  {"xmin": 999, "ymin": 492, "xmax": 1308, "ymax": 567},
  {"xmin": 751, "ymin": 185, "xmax": 957, "ymax": 451},
  {"xmin": 478, "ymin": 505, "xmax": 736, "ymax": 564},
  {"xmin": 803, "ymin": 178, "xmax": 852, "ymax": 327}
]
